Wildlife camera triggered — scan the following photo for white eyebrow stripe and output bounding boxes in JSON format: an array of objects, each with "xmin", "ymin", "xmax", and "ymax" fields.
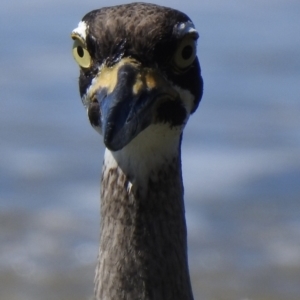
[
  {"xmin": 72, "ymin": 21, "xmax": 88, "ymax": 40},
  {"xmin": 175, "ymin": 20, "xmax": 198, "ymax": 38}
]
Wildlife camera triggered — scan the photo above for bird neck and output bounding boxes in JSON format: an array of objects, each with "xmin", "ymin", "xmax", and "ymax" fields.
[{"xmin": 95, "ymin": 128, "xmax": 194, "ymax": 300}]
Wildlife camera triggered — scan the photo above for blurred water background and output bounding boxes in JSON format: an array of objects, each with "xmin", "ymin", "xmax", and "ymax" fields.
[{"xmin": 1, "ymin": 0, "xmax": 300, "ymax": 299}]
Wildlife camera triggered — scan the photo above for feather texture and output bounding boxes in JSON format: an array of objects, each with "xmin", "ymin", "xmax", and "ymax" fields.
[{"xmin": 95, "ymin": 127, "xmax": 193, "ymax": 300}]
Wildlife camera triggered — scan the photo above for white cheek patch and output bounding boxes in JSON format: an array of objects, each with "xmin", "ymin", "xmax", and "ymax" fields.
[
  {"xmin": 175, "ymin": 20, "xmax": 198, "ymax": 39},
  {"xmin": 72, "ymin": 21, "xmax": 88, "ymax": 41},
  {"xmin": 170, "ymin": 83, "xmax": 195, "ymax": 115},
  {"xmin": 81, "ymin": 77, "xmax": 94, "ymax": 109},
  {"xmin": 103, "ymin": 123, "xmax": 181, "ymax": 194}
]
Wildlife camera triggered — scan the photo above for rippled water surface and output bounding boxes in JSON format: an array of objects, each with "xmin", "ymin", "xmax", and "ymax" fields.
[{"xmin": 1, "ymin": 1, "xmax": 300, "ymax": 299}]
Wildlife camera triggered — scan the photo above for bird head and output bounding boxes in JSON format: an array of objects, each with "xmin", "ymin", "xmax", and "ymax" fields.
[{"xmin": 71, "ymin": 3, "xmax": 203, "ymax": 152}]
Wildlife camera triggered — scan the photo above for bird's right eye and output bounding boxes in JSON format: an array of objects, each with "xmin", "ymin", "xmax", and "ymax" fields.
[
  {"xmin": 173, "ymin": 36, "xmax": 197, "ymax": 70},
  {"xmin": 72, "ymin": 39, "xmax": 92, "ymax": 68}
]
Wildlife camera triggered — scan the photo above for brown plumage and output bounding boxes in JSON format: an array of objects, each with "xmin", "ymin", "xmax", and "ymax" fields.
[
  {"xmin": 81, "ymin": 3, "xmax": 192, "ymax": 65},
  {"xmin": 71, "ymin": 3, "xmax": 203, "ymax": 299},
  {"xmin": 96, "ymin": 152, "xmax": 191, "ymax": 299}
]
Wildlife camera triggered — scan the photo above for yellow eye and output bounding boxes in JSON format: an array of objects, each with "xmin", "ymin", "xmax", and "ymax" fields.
[
  {"xmin": 173, "ymin": 37, "xmax": 197, "ymax": 69},
  {"xmin": 72, "ymin": 39, "xmax": 92, "ymax": 68}
]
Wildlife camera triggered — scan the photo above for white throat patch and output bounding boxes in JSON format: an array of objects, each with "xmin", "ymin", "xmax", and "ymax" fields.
[{"xmin": 103, "ymin": 123, "xmax": 182, "ymax": 192}]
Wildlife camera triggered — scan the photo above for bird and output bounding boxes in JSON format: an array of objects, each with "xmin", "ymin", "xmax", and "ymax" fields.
[{"xmin": 71, "ymin": 3, "xmax": 203, "ymax": 300}]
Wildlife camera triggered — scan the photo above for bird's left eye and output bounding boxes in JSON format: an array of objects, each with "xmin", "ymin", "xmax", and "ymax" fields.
[
  {"xmin": 72, "ymin": 38, "xmax": 92, "ymax": 68},
  {"xmin": 173, "ymin": 37, "xmax": 197, "ymax": 69}
]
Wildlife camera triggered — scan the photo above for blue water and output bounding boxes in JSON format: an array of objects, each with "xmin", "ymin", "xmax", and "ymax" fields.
[{"xmin": 1, "ymin": 1, "xmax": 300, "ymax": 299}]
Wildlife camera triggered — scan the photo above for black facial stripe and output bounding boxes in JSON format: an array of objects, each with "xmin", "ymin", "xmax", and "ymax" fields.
[
  {"xmin": 79, "ymin": 70, "xmax": 93, "ymax": 98},
  {"xmin": 156, "ymin": 100, "xmax": 187, "ymax": 126},
  {"xmin": 79, "ymin": 63, "xmax": 102, "ymax": 99},
  {"xmin": 88, "ymin": 101, "xmax": 100, "ymax": 127},
  {"xmin": 164, "ymin": 59, "xmax": 203, "ymax": 113}
]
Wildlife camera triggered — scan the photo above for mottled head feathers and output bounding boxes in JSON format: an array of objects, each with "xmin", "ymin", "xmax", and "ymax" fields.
[{"xmin": 72, "ymin": 3, "xmax": 203, "ymax": 151}]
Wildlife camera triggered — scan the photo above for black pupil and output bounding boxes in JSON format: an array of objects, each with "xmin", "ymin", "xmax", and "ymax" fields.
[
  {"xmin": 181, "ymin": 45, "xmax": 193, "ymax": 60},
  {"xmin": 77, "ymin": 46, "xmax": 84, "ymax": 58}
]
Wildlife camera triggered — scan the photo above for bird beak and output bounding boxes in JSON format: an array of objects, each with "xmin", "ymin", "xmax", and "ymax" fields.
[{"xmin": 85, "ymin": 58, "xmax": 180, "ymax": 151}]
